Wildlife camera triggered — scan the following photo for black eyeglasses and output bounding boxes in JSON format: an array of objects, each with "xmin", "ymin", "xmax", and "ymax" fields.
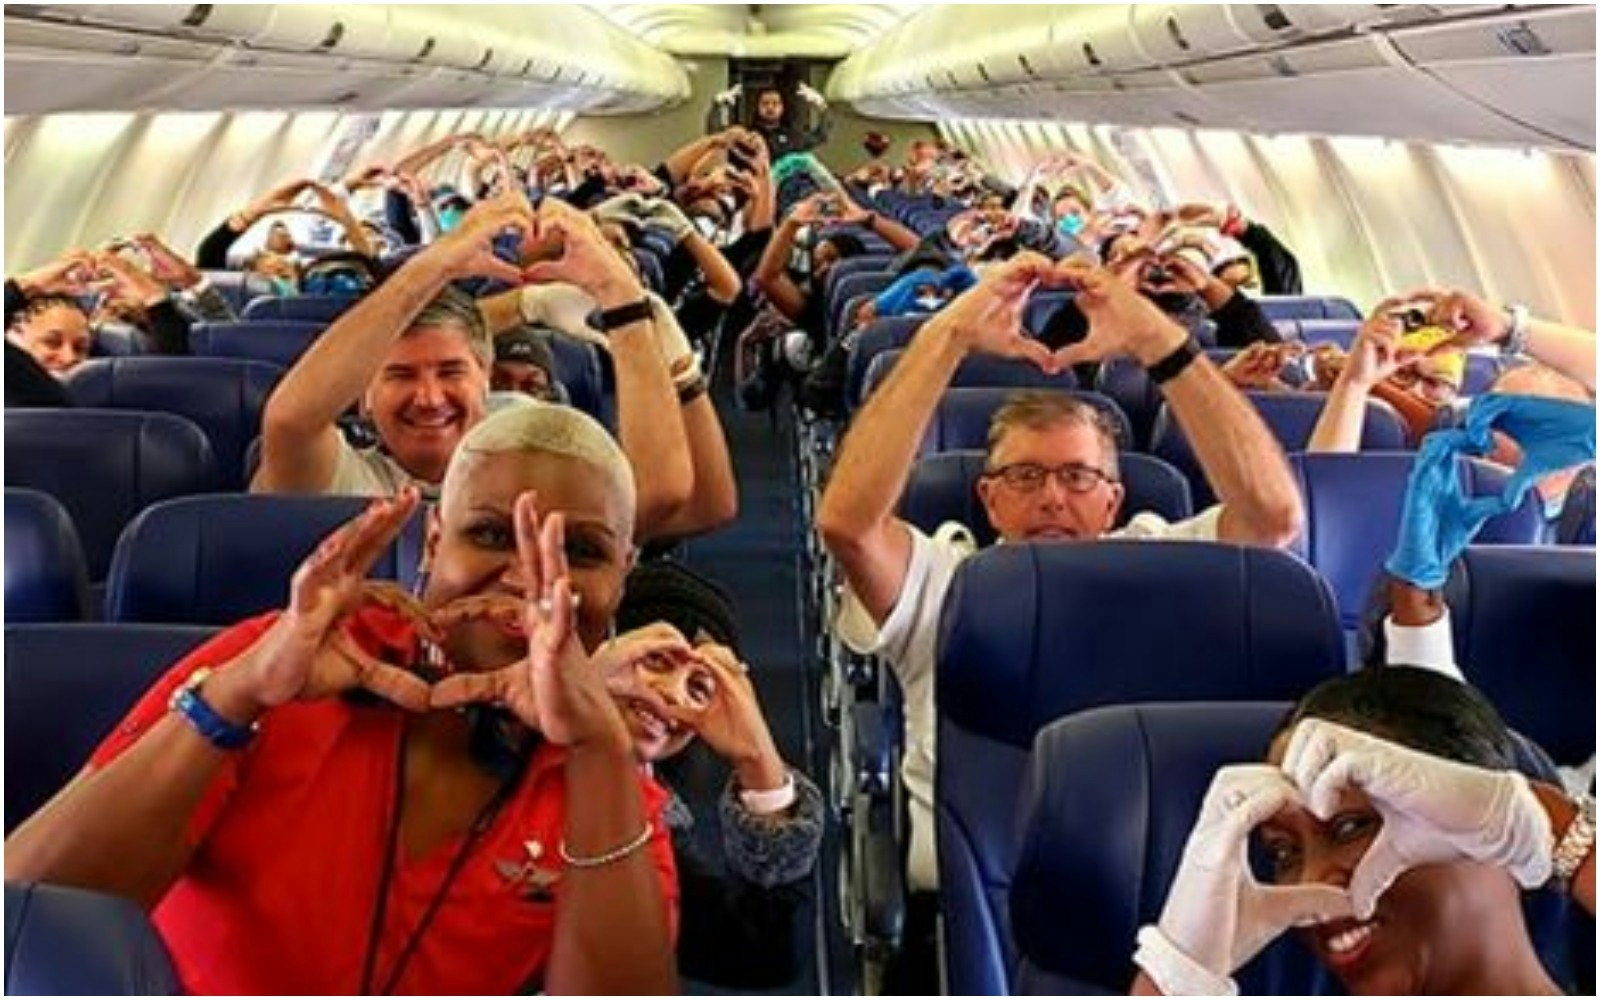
[{"xmin": 984, "ymin": 462, "xmax": 1116, "ymax": 495}]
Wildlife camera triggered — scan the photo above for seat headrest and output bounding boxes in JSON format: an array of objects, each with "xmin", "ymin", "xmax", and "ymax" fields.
[{"xmin": 936, "ymin": 542, "xmax": 1345, "ymax": 750}]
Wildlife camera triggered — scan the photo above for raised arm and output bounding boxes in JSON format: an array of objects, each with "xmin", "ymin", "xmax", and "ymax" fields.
[
  {"xmin": 521, "ymin": 199, "xmax": 693, "ymax": 541},
  {"xmin": 5, "ymin": 495, "xmax": 427, "ymax": 907},
  {"xmin": 252, "ymin": 193, "xmax": 531, "ymax": 494},
  {"xmin": 1421, "ymin": 287, "xmax": 1596, "ymax": 393},
  {"xmin": 1307, "ymin": 315, "xmax": 1414, "ymax": 453},
  {"xmin": 752, "ymin": 195, "xmax": 823, "ymax": 323},
  {"xmin": 817, "ymin": 254, "xmax": 1060, "ymax": 623},
  {"xmin": 1054, "ymin": 261, "xmax": 1303, "ymax": 548}
]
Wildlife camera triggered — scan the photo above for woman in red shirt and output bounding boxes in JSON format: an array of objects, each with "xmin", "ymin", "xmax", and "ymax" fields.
[{"xmin": 6, "ymin": 401, "xmax": 683, "ymax": 995}]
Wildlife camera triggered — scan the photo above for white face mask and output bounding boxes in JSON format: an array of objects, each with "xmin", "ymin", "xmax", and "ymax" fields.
[{"xmin": 914, "ymin": 294, "xmax": 945, "ymax": 313}]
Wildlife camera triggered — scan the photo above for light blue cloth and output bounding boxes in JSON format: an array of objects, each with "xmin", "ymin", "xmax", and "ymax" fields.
[
  {"xmin": 1385, "ymin": 393, "xmax": 1596, "ymax": 588},
  {"xmin": 872, "ymin": 265, "xmax": 977, "ymax": 318}
]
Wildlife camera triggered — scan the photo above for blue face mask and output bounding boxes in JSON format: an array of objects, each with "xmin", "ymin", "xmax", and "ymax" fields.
[
  {"xmin": 1057, "ymin": 213, "xmax": 1087, "ymax": 238},
  {"xmin": 437, "ymin": 207, "xmax": 464, "ymax": 233}
]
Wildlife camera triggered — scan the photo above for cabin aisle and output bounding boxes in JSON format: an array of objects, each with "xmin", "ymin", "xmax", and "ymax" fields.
[{"xmin": 676, "ymin": 373, "xmax": 850, "ymax": 995}]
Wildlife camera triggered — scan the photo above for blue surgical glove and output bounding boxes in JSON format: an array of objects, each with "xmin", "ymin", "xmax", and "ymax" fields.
[{"xmin": 1385, "ymin": 393, "xmax": 1596, "ymax": 588}]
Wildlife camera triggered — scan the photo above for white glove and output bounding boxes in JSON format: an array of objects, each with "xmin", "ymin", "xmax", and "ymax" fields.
[
  {"xmin": 1135, "ymin": 765, "xmax": 1354, "ymax": 996},
  {"xmin": 644, "ymin": 296, "xmax": 701, "ymax": 391},
  {"xmin": 1281, "ymin": 718, "xmax": 1553, "ymax": 917},
  {"xmin": 795, "ymin": 83, "xmax": 825, "ymax": 107},
  {"xmin": 641, "ymin": 197, "xmax": 696, "ymax": 245},
  {"xmin": 591, "ymin": 193, "xmax": 649, "ymax": 228},
  {"xmin": 714, "ymin": 86, "xmax": 740, "ymax": 106}
]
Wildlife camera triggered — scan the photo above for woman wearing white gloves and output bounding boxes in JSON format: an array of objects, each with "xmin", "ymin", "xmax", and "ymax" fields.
[{"xmin": 1135, "ymin": 667, "xmax": 1594, "ymax": 995}]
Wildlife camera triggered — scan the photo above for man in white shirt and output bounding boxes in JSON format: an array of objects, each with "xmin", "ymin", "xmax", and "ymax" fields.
[{"xmin": 817, "ymin": 253, "xmax": 1305, "ymax": 897}]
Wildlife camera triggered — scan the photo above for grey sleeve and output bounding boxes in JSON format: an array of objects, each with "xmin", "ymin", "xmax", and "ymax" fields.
[
  {"xmin": 184, "ymin": 283, "xmax": 239, "ymax": 323},
  {"xmin": 717, "ymin": 768, "xmax": 825, "ymax": 888}
]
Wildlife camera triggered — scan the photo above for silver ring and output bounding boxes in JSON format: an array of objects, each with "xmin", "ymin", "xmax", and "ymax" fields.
[{"xmin": 536, "ymin": 597, "xmax": 554, "ymax": 616}]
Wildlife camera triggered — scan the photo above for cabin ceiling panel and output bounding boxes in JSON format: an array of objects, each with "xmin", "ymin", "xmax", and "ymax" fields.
[
  {"xmin": 831, "ymin": 4, "xmax": 1597, "ymax": 151},
  {"xmin": 3, "ymin": 4, "xmax": 690, "ymax": 115},
  {"xmin": 588, "ymin": 3, "xmax": 919, "ymax": 58}
]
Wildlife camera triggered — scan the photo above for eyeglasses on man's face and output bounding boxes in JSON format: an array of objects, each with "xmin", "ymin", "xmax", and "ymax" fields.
[{"xmin": 984, "ymin": 462, "xmax": 1116, "ymax": 495}]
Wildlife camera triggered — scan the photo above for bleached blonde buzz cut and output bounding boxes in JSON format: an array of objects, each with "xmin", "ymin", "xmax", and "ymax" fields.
[{"xmin": 441, "ymin": 399, "xmax": 636, "ymax": 542}]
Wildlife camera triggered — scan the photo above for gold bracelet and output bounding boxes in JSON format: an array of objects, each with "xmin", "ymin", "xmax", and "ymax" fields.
[{"xmin": 559, "ymin": 821, "xmax": 653, "ymax": 869}]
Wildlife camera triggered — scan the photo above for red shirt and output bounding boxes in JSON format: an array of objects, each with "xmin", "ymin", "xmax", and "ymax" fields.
[{"xmin": 91, "ymin": 614, "xmax": 678, "ymax": 995}]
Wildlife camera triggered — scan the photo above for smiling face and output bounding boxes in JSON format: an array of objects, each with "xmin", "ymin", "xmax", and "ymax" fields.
[
  {"xmin": 1261, "ymin": 731, "xmax": 1527, "ymax": 995},
  {"xmin": 606, "ymin": 635, "xmax": 717, "ymax": 763},
  {"xmin": 363, "ymin": 325, "xmax": 489, "ymax": 486},
  {"xmin": 7, "ymin": 300, "xmax": 90, "ymax": 375},
  {"xmin": 424, "ymin": 450, "xmax": 633, "ymax": 663},
  {"xmin": 977, "ymin": 420, "xmax": 1124, "ymax": 542}
]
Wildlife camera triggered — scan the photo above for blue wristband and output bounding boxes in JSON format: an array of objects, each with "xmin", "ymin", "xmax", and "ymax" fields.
[{"xmin": 169, "ymin": 668, "xmax": 257, "ymax": 751}]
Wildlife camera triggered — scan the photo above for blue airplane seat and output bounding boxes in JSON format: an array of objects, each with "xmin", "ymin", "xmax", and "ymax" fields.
[
  {"xmin": 5, "ymin": 882, "xmax": 180, "ymax": 994},
  {"xmin": 1256, "ymin": 295, "xmax": 1363, "ymax": 322},
  {"xmin": 829, "ymin": 270, "xmax": 895, "ymax": 340},
  {"xmin": 845, "ymin": 315, "xmax": 929, "ymax": 409},
  {"xmin": 899, "ymin": 450, "xmax": 1193, "ymax": 547},
  {"xmin": 199, "ymin": 269, "xmax": 276, "ymax": 313},
  {"xmin": 63, "ymin": 357, "xmax": 284, "ymax": 491},
  {"xmin": 187, "ymin": 319, "xmax": 325, "ymax": 368},
  {"xmin": 545, "ymin": 335, "xmax": 606, "ymax": 423},
  {"xmin": 861, "ymin": 349, "xmax": 1078, "ymax": 408},
  {"xmin": 1153, "ymin": 391, "xmax": 1408, "ymax": 507},
  {"xmin": 5, "ymin": 410, "xmax": 217, "ymax": 580},
  {"xmin": 240, "ymin": 293, "xmax": 358, "ymax": 323},
  {"xmin": 922, "ymin": 386, "xmax": 1132, "ymax": 457},
  {"xmin": 1554, "ymin": 466, "xmax": 1595, "ymax": 546},
  {"xmin": 1443, "ymin": 545, "xmax": 1596, "ymax": 768},
  {"xmin": 5, "ymin": 622, "xmax": 217, "ymax": 830},
  {"xmin": 89, "ymin": 324, "xmax": 144, "ymax": 357},
  {"xmin": 1291, "ymin": 452, "xmax": 1546, "ymax": 635},
  {"xmin": 1294, "ymin": 319, "xmax": 1362, "ymax": 351},
  {"xmin": 935, "ymin": 542, "xmax": 1346, "ymax": 994},
  {"xmin": 824, "ymin": 253, "xmax": 897, "ymax": 306},
  {"xmin": 105, "ymin": 493, "xmax": 427, "ymax": 625},
  {"xmin": 4, "ymin": 488, "xmax": 90, "ymax": 623}
]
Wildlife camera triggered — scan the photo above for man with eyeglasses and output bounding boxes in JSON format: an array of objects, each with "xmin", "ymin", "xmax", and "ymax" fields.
[{"xmin": 816, "ymin": 254, "xmax": 1304, "ymax": 938}]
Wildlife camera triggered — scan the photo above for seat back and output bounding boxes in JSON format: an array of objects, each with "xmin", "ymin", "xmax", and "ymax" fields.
[
  {"xmin": 5, "ymin": 410, "xmax": 217, "ymax": 579},
  {"xmin": 105, "ymin": 493, "xmax": 428, "ymax": 625},
  {"xmin": 1554, "ymin": 466, "xmax": 1595, "ymax": 545},
  {"xmin": 241, "ymin": 294, "xmax": 358, "ymax": 323},
  {"xmin": 1009, "ymin": 702, "xmax": 1327, "ymax": 995},
  {"xmin": 5, "ymin": 882, "xmax": 179, "ymax": 995},
  {"xmin": 823, "ymin": 254, "xmax": 896, "ymax": 306},
  {"xmin": 188, "ymin": 319, "xmax": 326, "ymax": 367},
  {"xmin": 935, "ymin": 542, "xmax": 1345, "ymax": 994},
  {"xmin": 1291, "ymin": 452, "xmax": 1545, "ymax": 633},
  {"xmin": 5, "ymin": 623, "xmax": 217, "ymax": 829},
  {"xmin": 1023, "ymin": 292, "xmax": 1073, "ymax": 336},
  {"xmin": 545, "ymin": 335, "xmax": 606, "ymax": 422},
  {"xmin": 846, "ymin": 316, "xmax": 928, "ymax": 409},
  {"xmin": 899, "ymin": 450, "xmax": 1193, "ymax": 546},
  {"xmin": 862, "ymin": 349, "xmax": 1078, "ymax": 408},
  {"xmin": 829, "ymin": 271, "xmax": 894, "ymax": 340},
  {"xmin": 200, "ymin": 269, "xmax": 276, "ymax": 312},
  {"xmin": 1153, "ymin": 391, "xmax": 1408, "ymax": 507},
  {"xmin": 1094, "ymin": 356, "xmax": 1167, "ymax": 450},
  {"xmin": 923, "ymin": 386, "xmax": 1132, "ymax": 456},
  {"xmin": 1255, "ymin": 295, "xmax": 1363, "ymax": 322},
  {"xmin": 1010, "ymin": 702, "xmax": 1592, "ymax": 995},
  {"xmin": 89, "ymin": 324, "xmax": 144, "ymax": 357},
  {"xmin": 4, "ymin": 488, "xmax": 90, "ymax": 623},
  {"xmin": 63, "ymin": 357, "xmax": 283, "ymax": 490},
  {"xmin": 1444, "ymin": 545, "xmax": 1596, "ymax": 766}
]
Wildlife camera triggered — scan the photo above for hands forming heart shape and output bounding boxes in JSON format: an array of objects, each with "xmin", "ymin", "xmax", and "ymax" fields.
[{"xmin": 925, "ymin": 252, "xmax": 1192, "ymax": 378}]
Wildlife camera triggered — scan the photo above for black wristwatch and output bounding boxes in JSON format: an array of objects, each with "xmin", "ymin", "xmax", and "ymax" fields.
[
  {"xmin": 588, "ymin": 298, "xmax": 653, "ymax": 333},
  {"xmin": 1146, "ymin": 337, "xmax": 1201, "ymax": 385}
]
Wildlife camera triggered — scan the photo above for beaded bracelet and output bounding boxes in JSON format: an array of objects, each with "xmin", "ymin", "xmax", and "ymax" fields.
[{"xmin": 559, "ymin": 821, "xmax": 653, "ymax": 869}]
